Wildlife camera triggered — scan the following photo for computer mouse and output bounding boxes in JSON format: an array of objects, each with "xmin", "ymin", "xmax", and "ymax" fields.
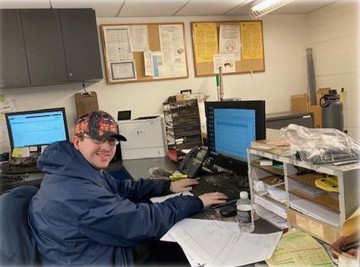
[{"xmin": 219, "ymin": 204, "xmax": 237, "ymax": 218}]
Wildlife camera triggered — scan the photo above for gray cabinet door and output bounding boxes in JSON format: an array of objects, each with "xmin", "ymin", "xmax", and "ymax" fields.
[
  {"xmin": 60, "ymin": 9, "xmax": 103, "ymax": 81},
  {"xmin": 0, "ymin": 10, "xmax": 30, "ymax": 88},
  {"xmin": 21, "ymin": 10, "xmax": 68, "ymax": 85}
]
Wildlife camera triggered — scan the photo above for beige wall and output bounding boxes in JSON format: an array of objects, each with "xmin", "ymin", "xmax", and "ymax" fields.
[
  {"xmin": 0, "ymin": 1, "xmax": 359, "ymax": 153},
  {"xmin": 307, "ymin": 1, "xmax": 360, "ymax": 139}
]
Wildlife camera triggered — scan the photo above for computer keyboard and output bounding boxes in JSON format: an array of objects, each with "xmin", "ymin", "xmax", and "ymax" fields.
[
  {"xmin": 191, "ymin": 178, "xmax": 240, "ymax": 204},
  {"xmin": 0, "ymin": 161, "xmax": 40, "ymax": 174},
  {"xmin": 297, "ymin": 150, "xmax": 360, "ymax": 164}
]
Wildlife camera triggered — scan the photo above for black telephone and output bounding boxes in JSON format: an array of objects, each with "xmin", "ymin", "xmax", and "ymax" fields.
[{"xmin": 179, "ymin": 146, "xmax": 208, "ymax": 178}]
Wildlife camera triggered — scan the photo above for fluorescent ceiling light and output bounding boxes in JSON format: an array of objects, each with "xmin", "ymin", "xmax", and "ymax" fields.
[{"xmin": 249, "ymin": 0, "xmax": 295, "ymax": 18}]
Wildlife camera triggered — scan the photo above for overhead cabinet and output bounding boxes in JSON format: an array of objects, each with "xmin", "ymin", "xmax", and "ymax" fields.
[
  {"xmin": 0, "ymin": 10, "xmax": 30, "ymax": 87},
  {"xmin": 21, "ymin": 9, "xmax": 68, "ymax": 85},
  {"xmin": 0, "ymin": 9, "xmax": 103, "ymax": 88},
  {"xmin": 59, "ymin": 10, "xmax": 103, "ymax": 82}
]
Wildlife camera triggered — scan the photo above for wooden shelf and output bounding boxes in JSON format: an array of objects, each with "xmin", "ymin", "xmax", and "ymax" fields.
[
  {"xmin": 250, "ymin": 162, "xmax": 284, "ymax": 176},
  {"xmin": 288, "ymin": 190, "xmax": 339, "ymax": 213}
]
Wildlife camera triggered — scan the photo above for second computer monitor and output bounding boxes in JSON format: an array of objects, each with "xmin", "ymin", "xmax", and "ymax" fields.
[
  {"xmin": 205, "ymin": 100, "xmax": 266, "ymax": 176},
  {"xmin": 5, "ymin": 107, "xmax": 69, "ymax": 150}
]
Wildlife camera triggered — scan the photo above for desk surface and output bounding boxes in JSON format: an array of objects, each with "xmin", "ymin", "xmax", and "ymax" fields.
[
  {"xmin": 0, "ymin": 158, "xmax": 126, "ymax": 194},
  {"xmin": 0, "ymin": 155, "xmax": 284, "ymax": 266},
  {"xmin": 0, "ymin": 172, "xmax": 43, "ymax": 193},
  {"xmin": 0, "ymin": 157, "xmax": 173, "ymax": 193},
  {"xmin": 122, "ymin": 157, "xmax": 177, "ymax": 180}
]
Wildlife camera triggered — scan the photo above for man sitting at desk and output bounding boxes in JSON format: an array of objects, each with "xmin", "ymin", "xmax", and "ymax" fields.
[{"xmin": 28, "ymin": 110, "xmax": 227, "ymax": 266}]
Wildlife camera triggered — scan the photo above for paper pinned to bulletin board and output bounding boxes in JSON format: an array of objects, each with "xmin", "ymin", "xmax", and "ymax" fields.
[
  {"xmin": 100, "ymin": 23, "xmax": 188, "ymax": 84},
  {"xmin": 0, "ymin": 94, "xmax": 16, "ymax": 143},
  {"xmin": 191, "ymin": 20, "xmax": 265, "ymax": 77}
]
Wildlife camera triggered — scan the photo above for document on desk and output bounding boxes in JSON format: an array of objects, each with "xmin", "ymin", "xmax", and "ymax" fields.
[
  {"xmin": 266, "ymin": 229, "xmax": 334, "ymax": 267},
  {"xmin": 162, "ymin": 218, "xmax": 282, "ymax": 266}
]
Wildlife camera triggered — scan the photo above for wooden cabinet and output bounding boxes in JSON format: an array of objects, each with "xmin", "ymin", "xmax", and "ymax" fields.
[
  {"xmin": 0, "ymin": 10, "xmax": 30, "ymax": 87},
  {"xmin": 248, "ymin": 148, "xmax": 360, "ymax": 244},
  {"xmin": 0, "ymin": 9, "xmax": 102, "ymax": 88}
]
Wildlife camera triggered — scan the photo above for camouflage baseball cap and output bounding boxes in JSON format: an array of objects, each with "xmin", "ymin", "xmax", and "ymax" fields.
[{"xmin": 74, "ymin": 110, "xmax": 126, "ymax": 141}]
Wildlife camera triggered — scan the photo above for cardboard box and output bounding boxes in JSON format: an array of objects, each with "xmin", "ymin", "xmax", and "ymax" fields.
[
  {"xmin": 118, "ymin": 116, "xmax": 167, "ymax": 159},
  {"xmin": 287, "ymin": 208, "xmax": 340, "ymax": 244},
  {"xmin": 309, "ymin": 105, "xmax": 322, "ymax": 128},
  {"xmin": 291, "ymin": 93, "xmax": 309, "ymax": 113},
  {"xmin": 317, "ymin": 87, "xmax": 331, "ymax": 106}
]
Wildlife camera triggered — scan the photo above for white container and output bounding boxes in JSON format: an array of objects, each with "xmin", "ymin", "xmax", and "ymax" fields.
[{"xmin": 236, "ymin": 191, "xmax": 255, "ymax": 233}]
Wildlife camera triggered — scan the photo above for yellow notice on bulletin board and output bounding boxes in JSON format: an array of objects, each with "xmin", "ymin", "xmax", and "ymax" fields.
[
  {"xmin": 191, "ymin": 20, "xmax": 265, "ymax": 77},
  {"xmin": 192, "ymin": 23, "xmax": 218, "ymax": 63},
  {"xmin": 241, "ymin": 22, "xmax": 264, "ymax": 60}
]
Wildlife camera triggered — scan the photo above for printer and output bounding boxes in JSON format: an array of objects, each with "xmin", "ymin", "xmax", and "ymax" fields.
[{"xmin": 117, "ymin": 116, "xmax": 167, "ymax": 160}]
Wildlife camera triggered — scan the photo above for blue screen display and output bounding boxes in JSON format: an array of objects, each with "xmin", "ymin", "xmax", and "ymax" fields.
[
  {"xmin": 213, "ymin": 109, "xmax": 256, "ymax": 161},
  {"xmin": 206, "ymin": 100, "xmax": 265, "ymax": 175},
  {"xmin": 6, "ymin": 108, "xmax": 69, "ymax": 149}
]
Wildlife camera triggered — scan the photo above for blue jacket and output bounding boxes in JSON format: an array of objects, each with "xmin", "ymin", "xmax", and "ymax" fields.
[{"xmin": 28, "ymin": 141, "xmax": 203, "ymax": 266}]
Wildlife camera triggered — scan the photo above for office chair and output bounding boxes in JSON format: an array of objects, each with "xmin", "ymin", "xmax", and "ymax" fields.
[{"xmin": 0, "ymin": 186, "xmax": 39, "ymax": 266}]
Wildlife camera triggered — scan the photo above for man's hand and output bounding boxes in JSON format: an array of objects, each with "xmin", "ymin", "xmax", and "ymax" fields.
[
  {"xmin": 198, "ymin": 192, "xmax": 228, "ymax": 208},
  {"xmin": 331, "ymin": 235, "xmax": 359, "ymax": 258},
  {"xmin": 169, "ymin": 179, "xmax": 228, "ymax": 208},
  {"xmin": 170, "ymin": 178, "xmax": 199, "ymax": 193}
]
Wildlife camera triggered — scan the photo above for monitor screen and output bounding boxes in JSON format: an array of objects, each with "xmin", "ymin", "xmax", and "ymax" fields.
[
  {"xmin": 205, "ymin": 100, "xmax": 266, "ymax": 175},
  {"xmin": 5, "ymin": 107, "xmax": 69, "ymax": 150}
]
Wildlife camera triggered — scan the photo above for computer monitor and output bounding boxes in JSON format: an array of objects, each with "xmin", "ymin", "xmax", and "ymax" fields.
[
  {"xmin": 205, "ymin": 100, "xmax": 266, "ymax": 176},
  {"xmin": 5, "ymin": 107, "xmax": 69, "ymax": 150}
]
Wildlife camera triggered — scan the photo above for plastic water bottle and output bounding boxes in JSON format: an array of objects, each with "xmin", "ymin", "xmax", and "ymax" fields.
[{"xmin": 236, "ymin": 191, "xmax": 255, "ymax": 233}]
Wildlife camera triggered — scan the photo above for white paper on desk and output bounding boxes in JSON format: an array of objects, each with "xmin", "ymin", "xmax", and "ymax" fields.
[
  {"xmin": 164, "ymin": 218, "xmax": 282, "ymax": 267},
  {"xmin": 161, "ymin": 217, "xmax": 239, "ymax": 243}
]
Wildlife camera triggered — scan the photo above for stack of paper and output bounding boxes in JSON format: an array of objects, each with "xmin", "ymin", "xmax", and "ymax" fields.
[
  {"xmin": 162, "ymin": 218, "xmax": 282, "ymax": 266},
  {"xmin": 254, "ymin": 204, "xmax": 288, "ymax": 230},
  {"xmin": 289, "ymin": 199, "xmax": 340, "ymax": 227},
  {"xmin": 254, "ymin": 194, "xmax": 287, "ymax": 219}
]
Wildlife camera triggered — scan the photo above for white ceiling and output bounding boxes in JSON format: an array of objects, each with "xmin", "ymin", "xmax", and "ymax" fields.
[{"xmin": 0, "ymin": 0, "xmax": 341, "ymax": 18}]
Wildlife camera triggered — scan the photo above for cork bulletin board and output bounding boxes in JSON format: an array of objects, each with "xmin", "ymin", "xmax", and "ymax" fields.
[
  {"xmin": 191, "ymin": 20, "xmax": 265, "ymax": 77},
  {"xmin": 100, "ymin": 23, "xmax": 188, "ymax": 84}
]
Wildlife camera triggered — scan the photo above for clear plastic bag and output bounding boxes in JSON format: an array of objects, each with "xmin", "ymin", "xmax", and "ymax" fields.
[{"xmin": 279, "ymin": 124, "xmax": 360, "ymax": 164}]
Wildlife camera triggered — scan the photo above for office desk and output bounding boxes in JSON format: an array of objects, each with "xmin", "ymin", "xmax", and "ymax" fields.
[
  {"xmin": 122, "ymin": 156, "xmax": 281, "ymax": 233},
  {"xmin": 0, "ymin": 156, "xmax": 174, "ymax": 193},
  {"xmin": 0, "ymin": 172, "xmax": 43, "ymax": 194},
  {"xmin": 122, "ymin": 156, "xmax": 178, "ymax": 180},
  {"xmin": 0, "ymin": 159, "xmax": 127, "ymax": 194},
  {"xmin": 0, "ymin": 156, "xmax": 283, "ymax": 266}
]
